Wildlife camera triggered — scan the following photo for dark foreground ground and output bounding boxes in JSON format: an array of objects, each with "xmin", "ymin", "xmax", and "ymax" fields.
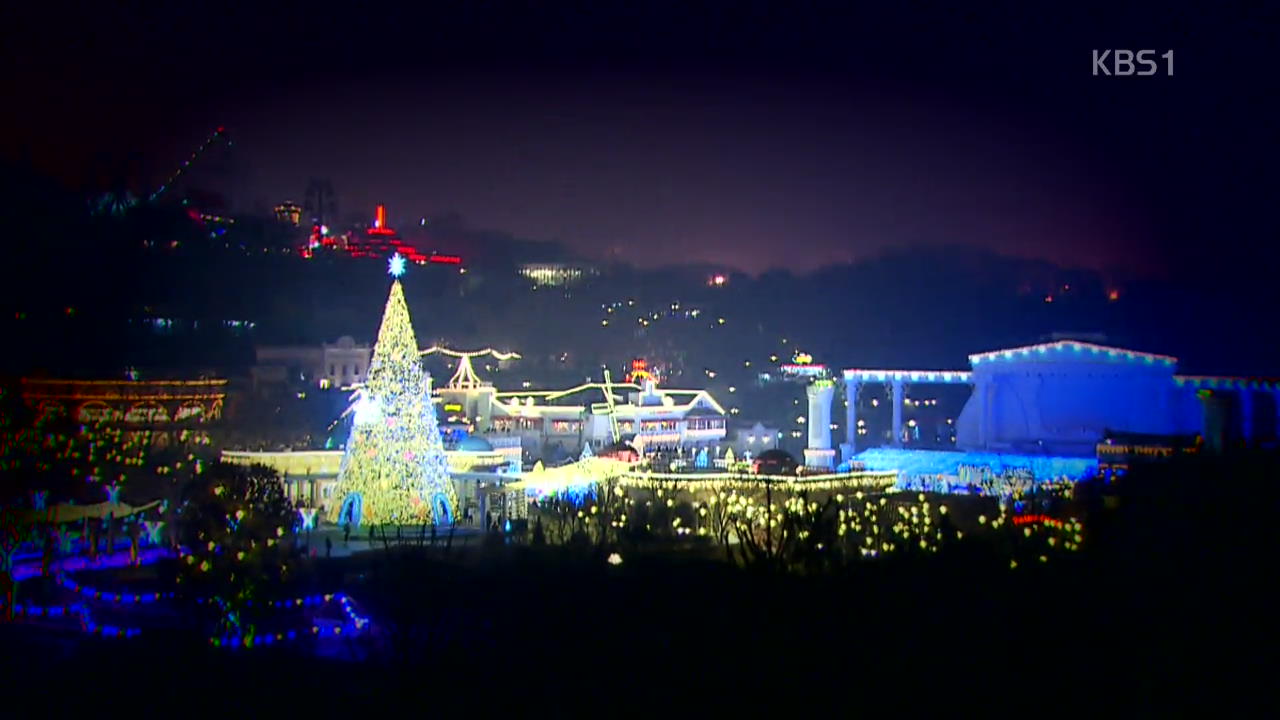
[{"xmin": 2, "ymin": 455, "xmax": 1273, "ymax": 716}]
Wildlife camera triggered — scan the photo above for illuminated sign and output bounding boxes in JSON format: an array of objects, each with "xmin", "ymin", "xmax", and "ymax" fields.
[
  {"xmin": 780, "ymin": 364, "xmax": 828, "ymax": 377},
  {"xmin": 443, "ymin": 403, "xmax": 463, "ymax": 412},
  {"xmin": 628, "ymin": 357, "xmax": 658, "ymax": 383}
]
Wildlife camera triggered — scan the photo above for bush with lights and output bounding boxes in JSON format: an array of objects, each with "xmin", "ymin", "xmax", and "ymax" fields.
[{"xmin": 176, "ymin": 461, "xmax": 296, "ymax": 638}]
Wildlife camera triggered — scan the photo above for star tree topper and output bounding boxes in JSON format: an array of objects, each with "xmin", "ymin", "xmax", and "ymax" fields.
[{"xmin": 388, "ymin": 252, "xmax": 407, "ymax": 278}]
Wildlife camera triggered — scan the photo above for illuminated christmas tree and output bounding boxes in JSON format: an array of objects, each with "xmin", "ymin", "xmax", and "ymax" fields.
[{"xmin": 329, "ymin": 254, "xmax": 458, "ymax": 526}]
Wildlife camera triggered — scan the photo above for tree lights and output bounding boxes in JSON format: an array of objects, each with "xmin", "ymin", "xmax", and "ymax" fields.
[{"xmin": 329, "ymin": 276, "xmax": 458, "ymax": 526}]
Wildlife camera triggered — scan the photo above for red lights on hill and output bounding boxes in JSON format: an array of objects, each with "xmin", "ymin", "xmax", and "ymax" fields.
[{"xmin": 299, "ymin": 204, "xmax": 463, "ymax": 267}]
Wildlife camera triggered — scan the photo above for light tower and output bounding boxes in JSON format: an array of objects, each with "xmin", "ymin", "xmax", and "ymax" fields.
[{"xmin": 804, "ymin": 379, "xmax": 837, "ymax": 470}]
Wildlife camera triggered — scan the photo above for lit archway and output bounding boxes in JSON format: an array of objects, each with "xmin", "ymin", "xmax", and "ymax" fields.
[
  {"xmin": 432, "ymin": 493, "xmax": 453, "ymax": 525},
  {"xmin": 125, "ymin": 402, "xmax": 170, "ymax": 424},
  {"xmin": 338, "ymin": 493, "xmax": 364, "ymax": 527},
  {"xmin": 175, "ymin": 401, "xmax": 205, "ymax": 422},
  {"xmin": 77, "ymin": 401, "xmax": 121, "ymax": 424}
]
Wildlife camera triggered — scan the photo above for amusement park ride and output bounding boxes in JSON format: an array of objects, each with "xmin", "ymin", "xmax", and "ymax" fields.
[
  {"xmin": 149, "ymin": 126, "xmax": 231, "ymax": 204},
  {"xmin": 92, "ymin": 126, "xmax": 232, "ymax": 218}
]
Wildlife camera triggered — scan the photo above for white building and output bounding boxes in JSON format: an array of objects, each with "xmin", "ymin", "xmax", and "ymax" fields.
[
  {"xmin": 438, "ymin": 378, "xmax": 727, "ymax": 463},
  {"xmin": 252, "ymin": 336, "xmax": 372, "ymax": 391},
  {"xmin": 726, "ymin": 421, "xmax": 782, "ymax": 456},
  {"xmin": 320, "ymin": 336, "xmax": 372, "ymax": 389},
  {"xmin": 518, "ymin": 263, "xmax": 598, "ymax": 288}
]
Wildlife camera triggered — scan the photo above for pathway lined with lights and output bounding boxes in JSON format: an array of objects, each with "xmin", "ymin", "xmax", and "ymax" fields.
[{"xmin": 5, "ymin": 545, "xmax": 377, "ymax": 652}]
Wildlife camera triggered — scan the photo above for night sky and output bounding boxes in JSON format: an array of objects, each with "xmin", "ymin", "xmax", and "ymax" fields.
[{"xmin": 2, "ymin": 1, "xmax": 1275, "ymax": 276}]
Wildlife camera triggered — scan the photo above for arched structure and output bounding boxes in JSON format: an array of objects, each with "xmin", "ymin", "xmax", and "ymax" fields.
[
  {"xmin": 337, "ymin": 493, "xmax": 364, "ymax": 527},
  {"xmin": 77, "ymin": 401, "xmax": 122, "ymax": 423},
  {"xmin": 421, "ymin": 346, "xmax": 522, "ymax": 390},
  {"xmin": 20, "ymin": 378, "xmax": 226, "ymax": 448},
  {"xmin": 174, "ymin": 401, "xmax": 206, "ymax": 422},
  {"xmin": 125, "ymin": 402, "xmax": 170, "ymax": 424}
]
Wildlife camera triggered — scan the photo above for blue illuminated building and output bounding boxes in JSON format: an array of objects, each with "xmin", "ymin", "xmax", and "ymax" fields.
[{"xmin": 812, "ymin": 340, "xmax": 1278, "ymax": 483}]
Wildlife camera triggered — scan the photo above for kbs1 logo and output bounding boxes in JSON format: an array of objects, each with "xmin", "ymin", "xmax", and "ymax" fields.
[{"xmin": 1092, "ymin": 50, "xmax": 1174, "ymax": 76}]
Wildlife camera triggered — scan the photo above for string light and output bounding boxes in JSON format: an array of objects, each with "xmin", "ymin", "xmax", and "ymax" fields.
[{"xmin": 329, "ymin": 278, "xmax": 458, "ymax": 526}]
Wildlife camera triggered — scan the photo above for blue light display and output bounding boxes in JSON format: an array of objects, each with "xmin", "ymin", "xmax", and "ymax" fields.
[
  {"xmin": 852, "ymin": 448, "xmax": 1097, "ymax": 483},
  {"xmin": 10, "ymin": 544, "xmax": 375, "ymax": 652}
]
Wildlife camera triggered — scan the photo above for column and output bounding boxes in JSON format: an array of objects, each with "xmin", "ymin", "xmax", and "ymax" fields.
[
  {"xmin": 806, "ymin": 382, "xmax": 834, "ymax": 450},
  {"xmin": 1240, "ymin": 388, "xmax": 1254, "ymax": 446},
  {"xmin": 891, "ymin": 379, "xmax": 904, "ymax": 448},
  {"xmin": 805, "ymin": 381, "xmax": 836, "ymax": 470},
  {"xmin": 844, "ymin": 380, "xmax": 860, "ymax": 456}
]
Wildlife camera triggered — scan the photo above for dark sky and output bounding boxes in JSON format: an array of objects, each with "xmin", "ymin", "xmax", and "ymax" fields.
[{"xmin": 2, "ymin": 1, "xmax": 1275, "ymax": 275}]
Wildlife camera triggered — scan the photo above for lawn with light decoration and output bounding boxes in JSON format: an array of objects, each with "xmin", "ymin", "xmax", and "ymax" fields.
[{"xmin": 4, "ymin": 455, "xmax": 1272, "ymax": 714}]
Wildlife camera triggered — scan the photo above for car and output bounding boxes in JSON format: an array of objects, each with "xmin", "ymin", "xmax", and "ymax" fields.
[{"xmin": 752, "ymin": 449, "xmax": 798, "ymax": 475}]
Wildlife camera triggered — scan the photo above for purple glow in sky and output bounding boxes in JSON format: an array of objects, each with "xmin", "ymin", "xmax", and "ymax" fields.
[
  {"xmin": 222, "ymin": 74, "xmax": 1150, "ymax": 274},
  {"xmin": 2, "ymin": 3, "xmax": 1271, "ymax": 279}
]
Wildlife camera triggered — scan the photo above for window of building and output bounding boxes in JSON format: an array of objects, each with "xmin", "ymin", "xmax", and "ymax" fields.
[
  {"xmin": 329, "ymin": 364, "xmax": 335, "ymax": 376},
  {"xmin": 342, "ymin": 364, "xmax": 349, "ymax": 377}
]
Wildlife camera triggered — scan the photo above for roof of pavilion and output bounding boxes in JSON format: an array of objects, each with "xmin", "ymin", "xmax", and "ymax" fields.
[
  {"xmin": 842, "ymin": 341, "xmax": 1277, "ymax": 390},
  {"xmin": 843, "ymin": 341, "xmax": 1179, "ymax": 383},
  {"xmin": 967, "ymin": 340, "xmax": 1177, "ymax": 367},
  {"xmin": 842, "ymin": 369, "xmax": 973, "ymax": 383}
]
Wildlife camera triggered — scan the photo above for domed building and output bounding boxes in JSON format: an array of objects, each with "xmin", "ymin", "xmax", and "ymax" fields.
[{"xmin": 455, "ymin": 435, "xmax": 494, "ymax": 452}]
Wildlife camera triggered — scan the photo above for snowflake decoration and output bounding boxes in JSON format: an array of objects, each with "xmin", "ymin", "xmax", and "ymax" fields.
[
  {"xmin": 298, "ymin": 508, "xmax": 318, "ymax": 531},
  {"xmin": 387, "ymin": 252, "xmax": 407, "ymax": 278},
  {"xmin": 144, "ymin": 520, "xmax": 165, "ymax": 545}
]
